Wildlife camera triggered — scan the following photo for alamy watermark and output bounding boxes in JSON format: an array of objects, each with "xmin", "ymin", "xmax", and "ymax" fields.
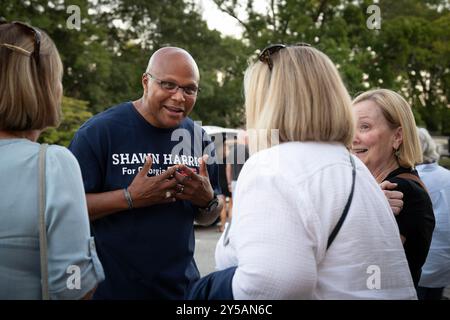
[
  {"xmin": 366, "ymin": 265, "xmax": 381, "ymax": 290},
  {"xmin": 66, "ymin": 5, "xmax": 81, "ymax": 30},
  {"xmin": 366, "ymin": 4, "xmax": 381, "ymax": 30},
  {"xmin": 66, "ymin": 265, "xmax": 81, "ymax": 290}
]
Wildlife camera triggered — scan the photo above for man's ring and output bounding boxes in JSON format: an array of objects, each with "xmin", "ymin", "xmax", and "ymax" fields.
[{"xmin": 165, "ymin": 191, "xmax": 171, "ymax": 199}]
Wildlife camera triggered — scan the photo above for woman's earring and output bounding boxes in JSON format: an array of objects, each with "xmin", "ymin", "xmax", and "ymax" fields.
[{"xmin": 394, "ymin": 148, "xmax": 400, "ymax": 157}]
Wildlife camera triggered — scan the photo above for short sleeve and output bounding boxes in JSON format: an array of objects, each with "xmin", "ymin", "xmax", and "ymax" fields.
[
  {"xmin": 44, "ymin": 146, "xmax": 105, "ymax": 299},
  {"xmin": 68, "ymin": 129, "xmax": 104, "ymax": 193}
]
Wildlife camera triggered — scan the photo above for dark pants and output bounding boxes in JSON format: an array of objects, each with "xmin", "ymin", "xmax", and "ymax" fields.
[{"xmin": 417, "ymin": 286, "xmax": 445, "ymax": 300}]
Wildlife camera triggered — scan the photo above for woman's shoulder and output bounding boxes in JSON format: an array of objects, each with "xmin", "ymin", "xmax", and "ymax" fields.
[
  {"xmin": 389, "ymin": 174, "xmax": 427, "ymax": 199},
  {"xmin": 239, "ymin": 142, "xmax": 351, "ymax": 188},
  {"xmin": 434, "ymin": 165, "xmax": 450, "ymax": 188},
  {"xmin": 1, "ymin": 140, "xmax": 77, "ymax": 165},
  {"xmin": 386, "ymin": 167, "xmax": 424, "ymax": 193},
  {"xmin": 246, "ymin": 142, "xmax": 347, "ymax": 167},
  {"xmin": 387, "ymin": 169, "xmax": 433, "ymax": 216},
  {"xmin": 46, "ymin": 144, "xmax": 77, "ymax": 160},
  {"xmin": 44, "ymin": 144, "xmax": 81, "ymax": 172}
]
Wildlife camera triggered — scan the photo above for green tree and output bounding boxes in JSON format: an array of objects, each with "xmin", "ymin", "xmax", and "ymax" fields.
[
  {"xmin": 39, "ymin": 97, "xmax": 93, "ymax": 147},
  {"xmin": 213, "ymin": 0, "xmax": 450, "ymax": 133},
  {"xmin": 3, "ymin": 0, "xmax": 447, "ymax": 134},
  {"xmin": 370, "ymin": 1, "xmax": 450, "ymax": 133}
]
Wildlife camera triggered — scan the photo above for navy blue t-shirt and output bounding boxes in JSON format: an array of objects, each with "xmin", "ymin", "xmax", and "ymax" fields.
[{"xmin": 68, "ymin": 102, "xmax": 220, "ymax": 299}]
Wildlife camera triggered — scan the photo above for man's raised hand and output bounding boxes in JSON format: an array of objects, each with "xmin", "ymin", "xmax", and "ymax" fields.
[{"xmin": 127, "ymin": 155, "xmax": 179, "ymax": 208}]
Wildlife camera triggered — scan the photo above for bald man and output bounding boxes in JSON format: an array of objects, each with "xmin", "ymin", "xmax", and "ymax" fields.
[{"xmin": 69, "ymin": 47, "xmax": 223, "ymax": 299}]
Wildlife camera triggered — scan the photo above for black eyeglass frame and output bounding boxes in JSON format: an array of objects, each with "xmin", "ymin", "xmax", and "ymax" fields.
[
  {"xmin": 0, "ymin": 20, "xmax": 41, "ymax": 65},
  {"xmin": 145, "ymin": 72, "xmax": 200, "ymax": 97},
  {"xmin": 258, "ymin": 42, "xmax": 311, "ymax": 71}
]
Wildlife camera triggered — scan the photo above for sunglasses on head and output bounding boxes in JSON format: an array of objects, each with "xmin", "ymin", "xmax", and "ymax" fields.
[
  {"xmin": 0, "ymin": 20, "xmax": 41, "ymax": 65},
  {"xmin": 258, "ymin": 42, "xmax": 311, "ymax": 71}
]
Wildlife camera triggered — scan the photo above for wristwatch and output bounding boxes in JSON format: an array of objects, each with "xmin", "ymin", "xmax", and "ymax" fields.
[{"xmin": 199, "ymin": 194, "xmax": 219, "ymax": 214}]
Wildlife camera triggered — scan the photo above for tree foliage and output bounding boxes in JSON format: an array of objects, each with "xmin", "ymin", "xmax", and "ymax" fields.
[
  {"xmin": 1, "ymin": 0, "xmax": 448, "ymax": 136},
  {"xmin": 39, "ymin": 97, "xmax": 92, "ymax": 146},
  {"xmin": 213, "ymin": 0, "xmax": 450, "ymax": 133}
]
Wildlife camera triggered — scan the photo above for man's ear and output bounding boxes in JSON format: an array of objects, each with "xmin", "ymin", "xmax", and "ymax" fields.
[
  {"xmin": 393, "ymin": 126, "xmax": 403, "ymax": 150},
  {"xmin": 142, "ymin": 73, "xmax": 148, "ymax": 93}
]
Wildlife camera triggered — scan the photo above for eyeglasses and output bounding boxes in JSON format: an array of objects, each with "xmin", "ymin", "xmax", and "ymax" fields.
[
  {"xmin": 145, "ymin": 73, "xmax": 200, "ymax": 97},
  {"xmin": 0, "ymin": 20, "xmax": 41, "ymax": 65},
  {"xmin": 258, "ymin": 42, "xmax": 311, "ymax": 71}
]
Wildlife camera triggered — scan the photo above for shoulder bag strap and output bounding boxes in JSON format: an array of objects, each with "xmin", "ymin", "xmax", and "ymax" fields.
[
  {"xmin": 38, "ymin": 143, "xmax": 50, "ymax": 300},
  {"xmin": 396, "ymin": 172, "xmax": 428, "ymax": 193},
  {"xmin": 327, "ymin": 153, "xmax": 356, "ymax": 250}
]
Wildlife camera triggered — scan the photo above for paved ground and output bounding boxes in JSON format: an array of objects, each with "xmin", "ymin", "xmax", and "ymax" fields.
[
  {"xmin": 194, "ymin": 224, "xmax": 450, "ymax": 299},
  {"xmin": 194, "ymin": 225, "xmax": 222, "ymax": 276}
]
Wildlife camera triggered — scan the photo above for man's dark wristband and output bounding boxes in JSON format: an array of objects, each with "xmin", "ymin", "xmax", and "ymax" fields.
[{"xmin": 198, "ymin": 194, "xmax": 219, "ymax": 214}]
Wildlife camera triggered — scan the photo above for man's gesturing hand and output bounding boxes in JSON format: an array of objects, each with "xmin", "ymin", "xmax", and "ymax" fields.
[
  {"xmin": 173, "ymin": 155, "xmax": 214, "ymax": 207},
  {"xmin": 380, "ymin": 180, "xmax": 404, "ymax": 216},
  {"xmin": 127, "ymin": 156, "xmax": 179, "ymax": 208}
]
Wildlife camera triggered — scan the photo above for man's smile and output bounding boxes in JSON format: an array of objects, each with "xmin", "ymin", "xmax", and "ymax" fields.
[{"xmin": 163, "ymin": 105, "xmax": 184, "ymax": 115}]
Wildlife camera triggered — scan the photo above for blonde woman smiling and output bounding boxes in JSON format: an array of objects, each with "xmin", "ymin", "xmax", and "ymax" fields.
[{"xmin": 352, "ymin": 89, "xmax": 435, "ymax": 289}]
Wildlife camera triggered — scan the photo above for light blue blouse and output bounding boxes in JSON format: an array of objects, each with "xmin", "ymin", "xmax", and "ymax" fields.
[
  {"xmin": 417, "ymin": 162, "xmax": 450, "ymax": 288},
  {"xmin": 0, "ymin": 139, "xmax": 104, "ymax": 299}
]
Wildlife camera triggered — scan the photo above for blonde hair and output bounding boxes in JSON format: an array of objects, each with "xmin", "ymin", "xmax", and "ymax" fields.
[
  {"xmin": 0, "ymin": 22, "xmax": 63, "ymax": 131},
  {"xmin": 244, "ymin": 45, "xmax": 354, "ymax": 150},
  {"xmin": 353, "ymin": 89, "xmax": 423, "ymax": 168}
]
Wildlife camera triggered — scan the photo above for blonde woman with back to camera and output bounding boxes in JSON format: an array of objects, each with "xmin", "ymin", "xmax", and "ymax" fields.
[
  {"xmin": 352, "ymin": 89, "xmax": 435, "ymax": 290},
  {"xmin": 204, "ymin": 44, "xmax": 418, "ymax": 299},
  {"xmin": 0, "ymin": 21, "xmax": 104, "ymax": 299}
]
